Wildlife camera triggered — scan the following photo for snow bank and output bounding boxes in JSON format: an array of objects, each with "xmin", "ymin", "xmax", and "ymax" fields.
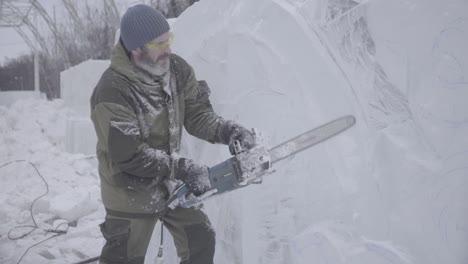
[
  {"xmin": 0, "ymin": 91, "xmax": 40, "ymax": 107},
  {"xmin": 0, "ymin": 99, "xmax": 104, "ymax": 264}
]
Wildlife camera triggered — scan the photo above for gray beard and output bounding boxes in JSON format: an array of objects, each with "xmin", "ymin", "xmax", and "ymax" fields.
[{"xmin": 135, "ymin": 53, "xmax": 171, "ymax": 77}]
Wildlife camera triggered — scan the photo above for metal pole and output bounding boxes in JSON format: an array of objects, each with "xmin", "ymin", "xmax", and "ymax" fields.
[{"xmin": 34, "ymin": 52, "xmax": 40, "ymax": 95}]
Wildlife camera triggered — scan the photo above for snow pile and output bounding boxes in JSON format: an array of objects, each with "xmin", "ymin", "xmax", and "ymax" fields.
[
  {"xmin": 0, "ymin": 99, "xmax": 104, "ymax": 264},
  {"xmin": 0, "ymin": 91, "xmax": 40, "ymax": 107}
]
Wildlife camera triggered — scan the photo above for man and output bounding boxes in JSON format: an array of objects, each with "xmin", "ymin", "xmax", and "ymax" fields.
[{"xmin": 90, "ymin": 4, "xmax": 255, "ymax": 264}]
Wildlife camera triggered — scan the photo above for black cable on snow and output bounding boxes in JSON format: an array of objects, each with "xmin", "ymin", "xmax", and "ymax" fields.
[{"xmin": 1, "ymin": 160, "xmax": 70, "ymax": 264}]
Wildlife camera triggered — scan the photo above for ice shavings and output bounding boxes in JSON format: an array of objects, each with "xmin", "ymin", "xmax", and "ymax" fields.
[
  {"xmin": 234, "ymin": 145, "xmax": 272, "ymax": 185},
  {"xmin": 109, "ymin": 120, "xmax": 140, "ymax": 137},
  {"xmin": 181, "ymin": 158, "xmax": 212, "ymax": 191},
  {"xmin": 110, "ymin": 120, "xmax": 172, "ymax": 171},
  {"xmin": 133, "ymin": 87, "xmax": 166, "ymax": 139},
  {"xmin": 139, "ymin": 144, "xmax": 171, "ymax": 169}
]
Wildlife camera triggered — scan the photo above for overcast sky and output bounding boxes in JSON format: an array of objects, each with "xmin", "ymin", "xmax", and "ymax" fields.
[
  {"xmin": 0, "ymin": 0, "xmax": 144, "ymax": 65},
  {"xmin": 0, "ymin": 0, "xmax": 58, "ymax": 65},
  {"xmin": 0, "ymin": 27, "xmax": 31, "ymax": 65}
]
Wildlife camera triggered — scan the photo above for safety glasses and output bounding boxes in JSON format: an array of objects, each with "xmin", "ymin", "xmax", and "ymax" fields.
[{"xmin": 145, "ymin": 32, "xmax": 174, "ymax": 52}]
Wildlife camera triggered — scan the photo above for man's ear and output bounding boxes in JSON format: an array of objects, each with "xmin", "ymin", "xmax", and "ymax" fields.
[
  {"xmin": 131, "ymin": 48, "xmax": 142, "ymax": 56},
  {"xmin": 130, "ymin": 48, "xmax": 142, "ymax": 60}
]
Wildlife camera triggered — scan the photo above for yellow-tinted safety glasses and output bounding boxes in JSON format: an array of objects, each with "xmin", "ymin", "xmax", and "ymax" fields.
[{"xmin": 145, "ymin": 32, "xmax": 174, "ymax": 52}]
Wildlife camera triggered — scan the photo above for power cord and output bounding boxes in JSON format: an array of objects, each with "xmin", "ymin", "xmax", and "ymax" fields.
[{"xmin": 1, "ymin": 160, "xmax": 70, "ymax": 264}]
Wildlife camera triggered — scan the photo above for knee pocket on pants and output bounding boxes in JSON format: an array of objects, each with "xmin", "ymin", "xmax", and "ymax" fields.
[
  {"xmin": 183, "ymin": 223, "xmax": 215, "ymax": 264},
  {"xmin": 99, "ymin": 218, "xmax": 131, "ymax": 263}
]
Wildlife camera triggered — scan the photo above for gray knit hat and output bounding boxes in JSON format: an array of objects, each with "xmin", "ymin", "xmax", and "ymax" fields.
[{"xmin": 120, "ymin": 5, "xmax": 170, "ymax": 51}]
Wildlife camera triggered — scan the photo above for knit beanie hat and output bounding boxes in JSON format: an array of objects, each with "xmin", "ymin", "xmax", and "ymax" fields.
[{"xmin": 120, "ymin": 5, "xmax": 170, "ymax": 51}]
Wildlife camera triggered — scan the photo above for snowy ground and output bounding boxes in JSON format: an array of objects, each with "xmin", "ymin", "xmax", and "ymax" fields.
[
  {"xmin": 0, "ymin": 100, "xmax": 104, "ymax": 263},
  {"xmin": 1, "ymin": 0, "xmax": 467, "ymax": 263}
]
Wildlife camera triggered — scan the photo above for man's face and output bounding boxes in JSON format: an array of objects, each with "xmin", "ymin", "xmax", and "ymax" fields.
[
  {"xmin": 143, "ymin": 32, "xmax": 173, "ymax": 62},
  {"xmin": 133, "ymin": 32, "xmax": 173, "ymax": 76}
]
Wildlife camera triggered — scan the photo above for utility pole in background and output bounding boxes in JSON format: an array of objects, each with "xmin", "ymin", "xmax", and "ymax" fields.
[
  {"xmin": 0, "ymin": 0, "xmax": 47, "ymax": 96},
  {"xmin": 0, "ymin": 0, "xmax": 40, "ymax": 94},
  {"xmin": 34, "ymin": 52, "xmax": 39, "ymax": 94}
]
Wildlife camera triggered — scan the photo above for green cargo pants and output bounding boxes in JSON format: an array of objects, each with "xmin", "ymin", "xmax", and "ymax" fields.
[{"xmin": 98, "ymin": 207, "xmax": 215, "ymax": 264}]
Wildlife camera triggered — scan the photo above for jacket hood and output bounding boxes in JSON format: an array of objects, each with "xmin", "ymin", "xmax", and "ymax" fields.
[{"xmin": 110, "ymin": 42, "xmax": 161, "ymax": 86}]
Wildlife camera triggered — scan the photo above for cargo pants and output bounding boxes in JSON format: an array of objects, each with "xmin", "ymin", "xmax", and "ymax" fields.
[{"xmin": 98, "ymin": 206, "xmax": 215, "ymax": 264}]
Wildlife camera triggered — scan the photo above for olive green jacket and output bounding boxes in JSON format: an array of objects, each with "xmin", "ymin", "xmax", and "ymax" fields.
[{"xmin": 90, "ymin": 42, "xmax": 226, "ymax": 216}]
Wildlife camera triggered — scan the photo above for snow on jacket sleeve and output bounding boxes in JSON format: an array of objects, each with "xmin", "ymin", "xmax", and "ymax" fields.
[
  {"xmin": 178, "ymin": 58, "xmax": 225, "ymax": 144},
  {"xmin": 91, "ymin": 79, "xmax": 171, "ymax": 181}
]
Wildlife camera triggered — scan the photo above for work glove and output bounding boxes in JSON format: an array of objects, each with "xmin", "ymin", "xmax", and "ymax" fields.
[
  {"xmin": 175, "ymin": 158, "xmax": 211, "ymax": 196},
  {"xmin": 221, "ymin": 121, "xmax": 256, "ymax": 155}
]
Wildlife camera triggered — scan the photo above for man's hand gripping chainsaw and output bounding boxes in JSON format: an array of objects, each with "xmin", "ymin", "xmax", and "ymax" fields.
[{"xmin": 165, "ymin": 139, "xmax": 272, "ymax": 209}]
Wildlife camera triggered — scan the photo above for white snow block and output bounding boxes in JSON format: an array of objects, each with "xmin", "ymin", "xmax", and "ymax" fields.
[
  {"xmin": 65, "ymin": 117, "xmax": 97, "ymax": 155},
  {"xmin": 49, "ymin": 189, "xmax": 98, "ymax": 222},
  {"xmin": 61, "ymin": 60, "xmax": 108, "ymax": 155},
  {"xmin": 60, "ymin": 60, "xmax": 109, "ymax": 117}
]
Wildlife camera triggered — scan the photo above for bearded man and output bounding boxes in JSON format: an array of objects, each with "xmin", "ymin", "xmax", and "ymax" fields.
[{"xmin": 90, "ymin": 4, "xmax": 255, "ymax": 264}]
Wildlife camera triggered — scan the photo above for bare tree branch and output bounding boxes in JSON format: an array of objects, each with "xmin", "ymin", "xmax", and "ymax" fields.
[{"xmin": 31, "ymin": 0, "xmax": 70, "ymax": 67}]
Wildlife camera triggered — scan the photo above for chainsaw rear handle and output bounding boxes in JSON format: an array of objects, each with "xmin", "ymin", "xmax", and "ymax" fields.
[{"xmin": 169, "ymin": 143, "xmax": 271, "ymax": 208}]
